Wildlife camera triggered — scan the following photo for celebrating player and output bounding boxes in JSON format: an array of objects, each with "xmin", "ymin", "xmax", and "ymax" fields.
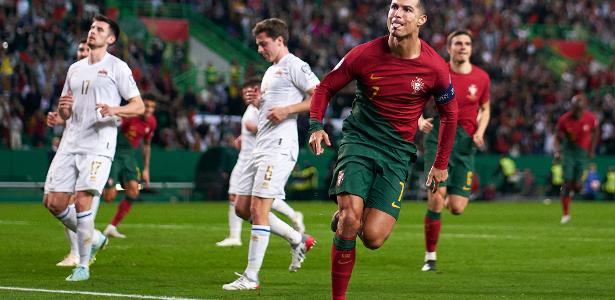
[
  {"xmin": 223, "ymin": 18, "xmax": 318, "ymax": 291},
  {"xmin": 308, "ymin": 1, "xmax": 458, "ymax": 299},
  {"xmin": 417, "ymin": 29, "xmax": 491, "ymax": 271},
  {"xmin": 43, "ymin": 15, "xmax": 144, "ymax": 281},
  {"xmin": 49, "ymin": 38, "xmax": 91, "ymax": 267},
  {"xmin": 554, "ymin": 94, "xmax": 599, "ymax": 224},
  {"xmin": 217, "ymin": 77, "xmax": 305, "ymax": 247},
  {"xmin": 102, "ymin": 95, "xmax": 157, "ymax": 238}
]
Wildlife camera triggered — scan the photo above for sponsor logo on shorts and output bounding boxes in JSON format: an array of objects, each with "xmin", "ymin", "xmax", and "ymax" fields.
[
  {"xmin": 336, "ymin": 170, "xmax": 345, "ymax": 187},
  {"xmin": 463, "ymin": 186, "xmax": 471, "ymax": 191},
  {"xmin": 391, "ymin": 202, "xmax": 401, "ymax": 209}
]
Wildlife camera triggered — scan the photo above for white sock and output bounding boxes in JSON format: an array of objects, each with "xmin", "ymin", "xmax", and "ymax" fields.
[
  {"xmin": 269, "ymin": 212, "xmax": 301, "ymax": 245},
  {"xmin": 65, "ymin": 227, "xmax": 79, "ymax": 257},
  {"xmin": 76, "ymin": 210, "xmax": 95, "ymax": 268},
  {"xmin": 244, "ymin": 225, "xmax": 270, "ymax": 282},
  {"xmin": 272, "ymin": 198, "xmax": 297, "ymax": 219},
  {"xmin": 55, "ymin": 205, "xmax": 77, "ymax": 232},
  {"xmin": 91, "ymin": 195, "xmax": 101, "ymax": 219},
  {"xmin": 228, "ymin": 203, "xmax": 243, "ymax": 240},
  {"xmin": 425, "ymin": 251, "xmax": 437, "ymax": 261}
]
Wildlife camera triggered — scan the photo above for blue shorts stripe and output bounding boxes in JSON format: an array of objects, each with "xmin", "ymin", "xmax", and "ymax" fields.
[{"xmin": 251, "ymin": 228, "xmax": 271, "ymax": 233}]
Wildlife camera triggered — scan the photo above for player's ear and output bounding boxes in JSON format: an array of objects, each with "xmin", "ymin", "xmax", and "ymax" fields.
[
  {"xmin": 417, "ymin": 14, "xmax": 427, "ymax": 27},
  {"xmin": 107, "ymin": 33, "xmax": 116, "ymax": 45}
]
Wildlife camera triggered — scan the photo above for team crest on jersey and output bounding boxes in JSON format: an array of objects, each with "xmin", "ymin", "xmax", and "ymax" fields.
[
  {"xmin": 583, "ymin": 124, "xmax": 590, "ymax": 131},
  {"xmin": 336, "ymin": 170, "xmax": 345, "ymax": 187},
  {"xmin": 411, "ymin": 77, "xmax": 425, "ymax": 94},
  {"xmin": 467, "ymin": 84, "xmax": 478, "ymax": 101},
  {"xmin": 145, "ymin": 127, "xmax": 150, "ymax": 134}
]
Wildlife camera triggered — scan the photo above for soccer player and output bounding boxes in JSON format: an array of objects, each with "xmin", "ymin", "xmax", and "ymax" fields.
[
  {"xmin": 308, "ymin": 1, "xmax": 458, "ymax": 299},
  {"xmin": 554, "ymin": 94, "xmax": 599, "ymax": 224},
  {"xmin": 222, "ymin": 18, "xmax": 318, "ymax": 291},
  {"xmin": 102, "ymin": 95, "xmax": 157, "ymax": 238},
  {"xmin": 49, "ymin": 38, "xmax": 91, "ymax": 267},
  {"xmin": 43, "ymin": 14, "xmax": 144, "ymax": 281},
  {"xmin": 217, "ymin": 77, "xmax": 305, "ymax": 247},
  {"xmin": 417, "ymin": 29, "xmax": 491, "ymax": 271}
]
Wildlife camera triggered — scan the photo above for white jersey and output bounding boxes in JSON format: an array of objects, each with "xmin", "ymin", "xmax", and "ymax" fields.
[
  {"xmin": 58, "ymin": 53, "xmax": 140, "ymax": 158},
  {"xmin": 238, "ymin": 104, "xmax": 259, "ymax": 160},
  {"xmin": 256, "ymin": 53, "xmax": 319, "ymax": 157}
]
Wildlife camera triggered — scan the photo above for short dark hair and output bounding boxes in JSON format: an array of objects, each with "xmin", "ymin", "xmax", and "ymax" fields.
[
  {"xmin": 141, "ymin": 93, "xmax": 157, "ymax": 102},
  {"xmin": 252, "ymin": 18, "xmax": 289, "ymax": 46},
  {"xmin": 92, "ymin": 14, "xmax": 120, "ymax": 43},
  {"xmin": 79, "ymin": 38, "xmax": 88, "ymax": 45},
  {"xmin": 242, "ymin": 76, "xmax": 261, "ymax": 89},
  {"xmin": 447, "ymin": 29, "xmax": 473, "ymax": 47},
  {"xmin": 417, "ymin": 0, "xmax": 427, "ymax": 15}
]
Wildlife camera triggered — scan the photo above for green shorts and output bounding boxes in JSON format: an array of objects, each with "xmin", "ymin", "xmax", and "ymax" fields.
[
  {"xmin": 424, "ymin": 123, "xmax": 475, "ymax": 198},
  {"xmin": 105, "ymin": 151, "xmax": 141, "ymax": 189},
  {"xmin": 562, "ymin": 147, "xmax": 589, "ymax": 182},
  {"xmin": 328, "ymin": 143, "xmax": 411, "ymax": 220}
]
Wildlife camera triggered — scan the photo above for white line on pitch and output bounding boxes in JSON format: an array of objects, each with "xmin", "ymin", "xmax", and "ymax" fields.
[{"xmin": 0, "ymin": 286, "xmax": 213, "ymax": 300}]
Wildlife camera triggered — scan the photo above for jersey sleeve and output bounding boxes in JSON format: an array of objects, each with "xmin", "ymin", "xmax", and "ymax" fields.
[
  {"xmin": 431, "ymin": 61, "xmax": 458, "ymax": 170},
  {"xmin": 61, "ymin": 65, "xmax": 76, "ymax": 96},
  {"xmin": 309, "ymin": 45, "xmax": 364, "ymax": 133},
  {"xmin": 288, "ymin": 59, "xmax": 320, "ymax": 93},
  {"xmin": 246, "ymin": 106, "xmax": 259, "ymax": 125},
  {"xmin": 116, "ymin": 62, "xmax": 140, "ymax": 101}
]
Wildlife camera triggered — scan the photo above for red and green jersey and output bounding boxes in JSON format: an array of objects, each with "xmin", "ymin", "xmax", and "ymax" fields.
[
  {"xmin": 556, "ymin": 111, "xmax": 598, "ymax": 152},
  {"xmin": 116, "ymin": 115, "xmax": 157, "ymax": 151},
  {"xmin": 451, "ymin": 65, "xmax": 490, "ymax": 136},
  {"xmin": 310, "ymin": 36, "xmax": 458, "ymax": 169}
]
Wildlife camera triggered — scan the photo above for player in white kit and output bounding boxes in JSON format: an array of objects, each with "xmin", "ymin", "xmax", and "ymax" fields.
[
  {"xmin": 46, "ymin": 38, "xmax": 90, "ymax": 268},
  {"xmin": 217, "ymin": 77, "xmax": 306, "ymax": 247},
  {"xmin": 223, "ymin": 18, "xmax": 319, "ymax": 291},
  {"xmin": 43, "ymin": 15, "xmax": 144, "ymax": 281}
]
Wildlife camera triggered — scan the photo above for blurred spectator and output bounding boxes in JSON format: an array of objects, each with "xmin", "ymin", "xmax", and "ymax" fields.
[
  {"xmin": 604, "ymin": 166, "xmax": 615, "ymax": 201},
  {"xmin": 583, "ymin": 163, "xmax": 602, "ymax": 200},
  {"xmin": 545, "ymin": 158, "xmax": 563, "ymax": 199}
]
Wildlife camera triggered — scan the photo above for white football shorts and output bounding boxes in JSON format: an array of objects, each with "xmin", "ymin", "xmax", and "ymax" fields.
[{"xmin": 44, "ymin": 152, "xmax": 112, "ymax": 196}]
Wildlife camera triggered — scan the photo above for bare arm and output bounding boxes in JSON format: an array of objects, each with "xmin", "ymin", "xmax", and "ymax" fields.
[
  {"xmin": 141, "ymin": 139, "xmax": 152, "ymax": 187},
  {"xmin": 473, "ymin": 100, "xmax": 491, "ymax": 149},
  {"xmin": 58, "ymin": 92, "xmax": 74, "ymax": 120},
  {"xmin": 267, "ymin": 87, "xmax": 315, "ymax": 123},
  {"xmin": 97, "ymin": 96, "xmax": 145, "ymax": 118},
  {"xmin": 553, "ymin": 130, "xmax": 563, "ymax": 159},
  {"xmin": 589, "ymin": 126, "xmax": 599, "ymax": 160}
]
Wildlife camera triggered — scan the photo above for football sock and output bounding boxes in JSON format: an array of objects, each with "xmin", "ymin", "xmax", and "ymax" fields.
[
  {"xmin": 332, "ymin": 234, "xmax": 356, "ymax": 300},
  {"xmin": 424, "ymin": 210, "xmax": 442, "ymax": 253},
  {"xmin": 56, "ymin": 204, "xmax": 77, "ymax": 232},
  {"xmin": 228, "ymin": 203, "xmax": 243, "ymax": 240},
  {"xmin": 268, "ymin": 212, "xmax": 302, "ymax": 245},
  {"xmin": 561, "ymin": 195, "xmax": 571, "ymax": 216},
  {"xmin": 244, "ymin": 225, "xmax": 270, "ymax": 282},
  {"xmin": 110, "ymin": 195, "xmax": 136, "ymax": 227},
  {"xmin": 272, "ymin": 198, "xmax": 296, "ymax": 219},
  {"xmin": 65, "ymin": 224, "xmax": 79, "ymax": 257},
  {"xmin": 76, "ymin": 210, "xmax": 94, "ymax": 268}
]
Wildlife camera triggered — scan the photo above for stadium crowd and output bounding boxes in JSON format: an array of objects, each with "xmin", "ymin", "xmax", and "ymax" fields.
[{"xmin": 1, "ymin": 0, "xmax": 614, "ymax": 156}]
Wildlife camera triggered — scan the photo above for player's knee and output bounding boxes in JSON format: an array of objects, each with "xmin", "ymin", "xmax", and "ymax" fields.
[
  {"xmin": 449, "ymin": 205, "xmax": 465, "ymax": 215},
  {"xmin": 45, "ymin": 199, "xmax": 66, "ymax": 215},
  {"xmin": 362, "ymin": 236, "xmax": 385, "ymax": 250},
  {"xmin": 235, "ymin": 205, "xmax": 250, "ymax": 220},
  {"xmin": 338, "ymin": 209, "xmax": 362, "ymax": 233},
  {"xmin": 125, "ymin": 187, "xmax": 139, "ymax": 199}
]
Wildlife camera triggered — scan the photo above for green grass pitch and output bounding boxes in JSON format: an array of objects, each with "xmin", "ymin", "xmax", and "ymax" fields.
[{"xmin": 1, "ymin": 201, "xmax": 614, "ymax": 299}]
